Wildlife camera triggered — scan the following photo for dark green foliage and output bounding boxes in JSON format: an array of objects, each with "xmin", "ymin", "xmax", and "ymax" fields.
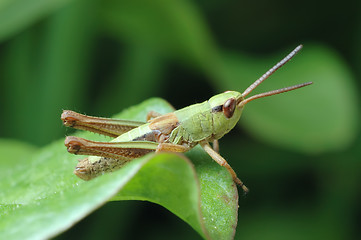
[{"xmin": 0, "ymin": 0, "xmax": 360, "ymax": 239}]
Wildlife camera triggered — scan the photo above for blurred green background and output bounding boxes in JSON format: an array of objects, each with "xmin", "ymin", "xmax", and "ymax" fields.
[{"xmin": 1, "ymin": 0, "xmax": 360, "ymax": 239}]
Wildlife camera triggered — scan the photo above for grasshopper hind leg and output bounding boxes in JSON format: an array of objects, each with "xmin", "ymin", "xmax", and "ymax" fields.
[
  {"xmin": 65, "ymin": 136, "xmax": 190, "ymax": 181},
  {"xmin": 65, "ymin": 136, "xmax": 158, "ymax": 160},
  {"xmin": 61, "ymin": 110, "xmax": 144, "ymax": 137},
  {"xmin": 65, "ymin": 136, "xmax": 160, "ymax": 180}
]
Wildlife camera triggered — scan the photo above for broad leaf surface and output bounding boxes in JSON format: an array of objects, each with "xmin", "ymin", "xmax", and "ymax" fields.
[
  {"xmin": 100, "ymin": 0, "xmax": 220, "ymax": 71},
  {"xmin": 0, "ymin": 98, "xmax": 238, "ymax": 240},
  {"xmin": 0, "ymin": 0, "xmax": 73, "ymax": 41}
]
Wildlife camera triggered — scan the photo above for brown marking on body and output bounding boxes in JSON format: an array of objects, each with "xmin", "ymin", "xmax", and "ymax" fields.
[
  {"xmin": 149, "ymin": 112, "xmax": 179, "ymax": 143},
  {"xmin": 211, "ymin": 105, "xmax": 223, "ymax": 113},
  {"xmin": 149, "ymin": 113, "xmax": 179, "ymax": 134},
  {"xmin": 132, "ymin": 130, "xmax": 160, "ymax": 142}
]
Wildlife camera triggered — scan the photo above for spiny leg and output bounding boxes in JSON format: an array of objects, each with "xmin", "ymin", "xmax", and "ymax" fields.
[
  {"xmin": 65, "ymin": 136, "xmax": 190, "ymax": 160},
  {"xmin": 200, "ymin": 141, "xmax": 249, "ymax": 193},
  {"xmin": 65, "ymin": 136, "xmax": 162, "ymax": 181},
  {"xmin": 65, "ymin": 136, "xmax": 159, "ymax": 160},
  {"xmin": 61, "ymin": 110, "xmax": 144, "ymax": 138},
  {"xmin": 65, "ymin": 137, "xmax": 190, "ymax": 180}
]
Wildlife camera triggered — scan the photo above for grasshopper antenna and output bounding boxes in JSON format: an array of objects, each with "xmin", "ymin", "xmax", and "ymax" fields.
[
  {"xmin": 242, "ymin": 45, "xmax": 303, "ymax": 97},
  {"xmin": 239, "ymin": 81, "xmax": 313, "ymax": 107},
  {"xmin": 238, "ymin": 45, "xmax": 312, "ymax": 108}
]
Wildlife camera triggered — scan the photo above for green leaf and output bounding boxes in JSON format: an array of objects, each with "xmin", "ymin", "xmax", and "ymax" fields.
[
  {"xmin": 93, "ymin": 45, "xmax": 165, "ymax": 115},
  {"xmin": 187, "ymin": 146, "xmax": 239, "ymax": 240},
  {"xmin": 0, "ymin": 139, "xmax": 37, "ymax": 168},
  {"xmin": 100, "ymin": 0, "xmax": 220, "ymax": 72},
  {"xmin": 0, "ymin": 0, "xmax": 73, "ymax": 42},
  {"xmin": 0, "ymin": 98, "xmax": 238, "ymax": 240},
  {"xmin": 216, "ymin": 44, "xmax": 359, "ymax": 154},
  {"xmin": 1, "ymin": 0, "xmax": 97, "ymax": 145}
]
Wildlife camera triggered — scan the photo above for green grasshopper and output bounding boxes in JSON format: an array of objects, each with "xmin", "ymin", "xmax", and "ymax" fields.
[{"xmin": 62, "ymin": 45, "xmax": 312, "ymax": 193}]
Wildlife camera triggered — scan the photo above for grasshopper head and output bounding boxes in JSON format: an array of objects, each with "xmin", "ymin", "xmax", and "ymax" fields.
[
  {"xmin": 209, "ymin": 45, "xmax": 312, "ymax": 140},
  {"xmin": 208, "ymin": 91, "xmax": 244, "ymax": 139}
]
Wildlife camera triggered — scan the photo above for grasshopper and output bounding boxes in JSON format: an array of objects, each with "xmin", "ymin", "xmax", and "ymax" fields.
[{"xmin": 62, "ymin": 45, "xmax": 312, "ymax": 193}]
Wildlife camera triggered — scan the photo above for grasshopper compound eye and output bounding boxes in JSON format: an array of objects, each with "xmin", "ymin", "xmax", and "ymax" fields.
[{"xmin": 223, "ymin": 98, "xmax": 236, "ymax": 118}]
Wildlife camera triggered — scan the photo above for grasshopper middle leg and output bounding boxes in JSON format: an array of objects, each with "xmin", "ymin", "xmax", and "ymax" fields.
[
  {"xmin": 212, "ymin": 140, "xmax": 219, "ymax": 152},
  {"xmin": 146, "ymin": 111, "xmax": 162, "ymax": 121},
  {"xmin": 200, "ymin": 141, "xmax": 249, "ymax": 193}
]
